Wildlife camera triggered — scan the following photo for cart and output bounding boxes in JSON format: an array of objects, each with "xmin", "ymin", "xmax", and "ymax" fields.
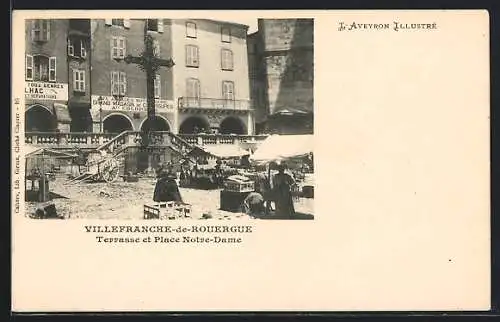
[{"xmin": 68, "ymin": 150, "xmax": 122, "ymax": 184}]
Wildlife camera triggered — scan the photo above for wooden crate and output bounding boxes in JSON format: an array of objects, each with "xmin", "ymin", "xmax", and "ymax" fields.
[{"xmin": 144, "ymin": 202, "xmax": 192, "ymax": 219}]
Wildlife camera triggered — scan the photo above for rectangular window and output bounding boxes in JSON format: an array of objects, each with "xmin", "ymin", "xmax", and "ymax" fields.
[
  {"xmin": 153, "ymin": 39, "xmax": 160, "ymax": 56},
  {"xmin": 73, "ymin": 69, "xmax": 85, "ymax": 92},
  {"xmin": 33, "ymin": 55, "xmax": 49, "ymax": 81},
  {"xmin": 111, "ymin": 71, "xmax": 126, "ymax": 96},
  {"xmin": 147, "ymin": 19, "xmax": 163, "ymax": 32},
  {"xmin": 32, "ymin": 19, "xmax": 50, "ymax": 42},
  {"xmin": 154, "ymin": 75, "xmax": 161, "ymax": 98},
  {"xmin": 221, "ymin": 49, "xmax": 234, "ymax": 71},
  {"xmin": 111, "ymin": 19, "xmax": 124, "ymax": 26},
  {"xmin": 222, "ymin": 81, "xmax": 235, "ymax": 100},
  {"xmin": 186, "ymin": 22, "xmax": 197, "ymax": 38},
  {"xmin": 185, "ymin": 45, "xmax": 199, "ymax": 67},
  {"xmin": 26, "ymin": 55, "xmax": 33, "ymax": 80},
  {"xmin": 49, "ymin": 57, "xmax": 56, "ymax": 81},
  {"xmin": 221, "ymin": 27, "xmax": 231, "ymax": 43},
  {"xmin": 186, "ymin": 78, "xmax": 200, "ymax": 98},
  {"xmin": 111, "ymin": 36, "xmax": 126, "ymax": 59}
]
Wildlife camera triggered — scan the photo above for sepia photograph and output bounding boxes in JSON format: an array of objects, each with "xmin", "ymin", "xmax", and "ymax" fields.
[
  {"xmin": 23, "ymin": 17, "xmax": 315, "ymax": 220},
  {"xmin": 12, "ymin": 10, "xmax": 490, "ymax": 312}
]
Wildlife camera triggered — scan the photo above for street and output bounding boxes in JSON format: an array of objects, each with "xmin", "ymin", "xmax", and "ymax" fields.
[{"xmin": 25, "ymin": 177, "xmax": 314, "ymax": 220}]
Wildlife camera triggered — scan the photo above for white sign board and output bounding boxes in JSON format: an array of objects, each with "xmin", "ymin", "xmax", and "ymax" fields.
[
  {"xmin": 91, "ymin": 95, "xmax": 175, "ymax": 112},
  {"xmin": 25, "ymin": 82, "xmax": 68, "ymax": 101}
]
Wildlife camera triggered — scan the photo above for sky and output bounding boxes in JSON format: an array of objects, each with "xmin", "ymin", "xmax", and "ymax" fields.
[{"xmin": 228, "ymin": 18, "xmax": 258, "ymax": 33}]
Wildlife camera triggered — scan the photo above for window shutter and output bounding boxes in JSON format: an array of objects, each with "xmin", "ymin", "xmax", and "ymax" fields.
[
  {"xmin": 111, "ymin": 37, "xmax": 116, "ymax": 59},
  {"xmin": 68, "ymin": 39, "xmax": 74, "ymax": 56},
  {"xmin": 195, "ymin": 80, "xmax": 200, "ymax": 98},
  {"xmin": 45, "ymin": 20, "xmax": 51, "ymax": 41},
  {"xmin": 121, "ymin": 37, "xmax": 126, "ymax": 58},
  {"xmin": 81, "ymin": 71, "xmax": 86, "ymax": 91},
  {"xmin": 73, "ymin": 69, "xmax": 78, "ymax": 90},
  {"xmin": 111, "ymin": 71, "xmax": 117, "ymax": 95},
  {"xmin": 157, "ymin": 19, "xmax": 164, "ymax": 33},
  {"xmin": 123, "ymin": 19, "xmax": 131, "ymax": 28},
  {"xmin": 30, "ymin": 20, "xmax": 36, "ymax": 41},
  {"xmin": 25, "ymin": 55, "xmax": 33, "ymax": 80},
  {"xmin": 80, "ymin": 40, "xmax": 86, "ymax": 58},
  {"xmin": 49, "ymin": 57, "xmax": 56, "ymax": 81},
  {"xmin": 105, "ymin": 19, "xmax": 112, "ymax": 26},
  {"xmin": 120, "ymin": 72, "xmax": 127, "ymax": 96}
]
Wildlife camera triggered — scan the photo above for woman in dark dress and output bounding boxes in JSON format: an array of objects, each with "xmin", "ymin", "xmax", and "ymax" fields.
[
  {"xmin": 273, "ymin": 163, "xmax": 295, "ymax": 217},
  {"xmin": 153, "ymin": 163, "xmax": 184, "ymax": 203}
]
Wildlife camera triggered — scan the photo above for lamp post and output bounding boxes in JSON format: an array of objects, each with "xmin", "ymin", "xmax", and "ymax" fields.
[{"xmin": 97, "ymin": 95, "xmax": 104, "ymax": 133}]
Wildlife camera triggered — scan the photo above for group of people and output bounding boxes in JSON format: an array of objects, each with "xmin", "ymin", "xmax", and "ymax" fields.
[
  {"xmin": 242, "ymin": 163, "xmax": 296, "ymax": 218},
  {"xmin": 152, "ymin": 161, "xmax": 298, "ymax": 218}
]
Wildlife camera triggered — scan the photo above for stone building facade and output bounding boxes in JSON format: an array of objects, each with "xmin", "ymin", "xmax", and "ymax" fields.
[
  {"xmin": 170, "ymin": 19, "xmax": 254, "ymax": 135},
  {"xmin": 248, "ymin": 19, "xmax": 314, "ymax": 135},
  {"xmin": 24, "ymin": 18, "xmax": 255, "ymax": 136},
  {"xmin": 90, "ymin": 18, "xmax": 176, "ymax": 134},
  {"xmin": 25, "ymin": 19, "xmax": 71, "ymax": 132}
]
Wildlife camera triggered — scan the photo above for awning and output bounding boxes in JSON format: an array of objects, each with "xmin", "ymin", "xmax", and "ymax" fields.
[
  {"xmin": 53, "ymin": 103, "xmax": 71, "ymax": 123},
  {"xmin": 250, "ymin": 134, "xmax": 313, "ymax": 165},
  {"xmin": 202, "ymin": 145, "xmax": 250, "ymax": 159},
  {"xmin": 26, "ymin": 147, "xmax": 77, "ymax": 159},
  {"xmin": 271, "ymin": 105, "xmax": 313, "ymax": 116}
]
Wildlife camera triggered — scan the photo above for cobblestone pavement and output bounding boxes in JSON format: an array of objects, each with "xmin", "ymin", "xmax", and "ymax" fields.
[{"xmin": 25, "ymin": 177, "xmax": 314, "ymax": 220}]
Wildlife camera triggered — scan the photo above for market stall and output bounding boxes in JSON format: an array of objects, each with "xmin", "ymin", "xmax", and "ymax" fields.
[
  {"xmin": 250, "ymin": 134, "xmax": 315, "ymax": 213},
  {"xmin": 25, "ymin": 147, "xmax": 77, "ymax": 202}
]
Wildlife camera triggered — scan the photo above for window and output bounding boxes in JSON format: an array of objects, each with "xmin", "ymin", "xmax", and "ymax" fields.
[
  {"xmin": 185, "ymin": 45, "xmax": 199, "ymax": 67},
  {"xmin": 105, "ymin": 19, "xmax": 130, "ymax": 28},
  {"xmin": 153, "ymin": 39, "xmax": 160, "ymax": 56},
  {"xmin": 186, "ymin": 78, "xmax": 200, "ymax": 98},
  {"xmin": 221, "ymin": 49, "xmax": 234, "ymax": 71},
  {"xmin": 154, "ymin": 75, "xmax": 161, "ymax": 98},
  {"xmin": 111, "ymin": 36, "xmax": 126, "ymax": 59},
  {"xmin": 186, "ymin": 22, "xmax": 197, "ymax": 38},
  {"xmin": 221, "ymin": 27, "xmax": 231, "ymax": 43},
  {"xmin": 111, "ymin": 71, "xmax": 127, "ymax": 96},
  {"xmin": 222, "ymin": 81, "xmax": 234, "ymax": 100},
  {"xmin": 25, "ymin": 55, "xmax": 33, "ymax": 80},
  {"xmin": 147, "ymin": 19, "xmax": 164, "ymax": 33},
  {"xmin": 68, "ymin": 38, "xmax": 87, "ymax": 58},
  {"xmin": 32, "ymin": 20, "xmax": 50, "ymax": 42},
  {"xmin": 73, "ymin": 69, "xmax": 85, "ymax": 92},
  {"xmin": 25, "ymin": 55, "xmax": 56, "ymax": 82}
]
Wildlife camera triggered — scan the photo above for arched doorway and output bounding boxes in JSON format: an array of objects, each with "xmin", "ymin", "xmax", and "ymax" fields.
[
  {"xmin": 179, "ymin": 116, "xmax": 210, "ymax": 134},
  {"xmin": 25, "ymin": 105, "xmax": 56, "ymax": 132},
  {"xmin": 219, "ymin": 116, "xmax": 246, "ymax": 134},
  {"xmin": 140, "ymin": 116, "xmax": 170, "ymax": 132},
  {"xmin": 103, "ymin": 114, "xmax": 133, "ymax": 134}
]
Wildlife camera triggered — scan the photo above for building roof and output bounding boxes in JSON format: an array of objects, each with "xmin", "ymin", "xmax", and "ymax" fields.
[{"xmin": 200, "ymin": 19, "xmax": 249, "ymax": 30}]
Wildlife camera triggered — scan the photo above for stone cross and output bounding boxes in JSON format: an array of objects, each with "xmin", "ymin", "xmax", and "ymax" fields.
[{"xmin": 124, "ymin": 28, "xmax": 174, "ymax": 147}]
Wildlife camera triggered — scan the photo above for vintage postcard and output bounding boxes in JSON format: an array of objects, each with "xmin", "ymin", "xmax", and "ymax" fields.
[{"xmin": 11, "ymin": 10, "xmax": 490, "ymax": 311}]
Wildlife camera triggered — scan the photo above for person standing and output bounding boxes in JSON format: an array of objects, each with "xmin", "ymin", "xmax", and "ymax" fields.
[
  {"xmin": 273, "ymin": 163, "xmax": 296, "ymax": 217},
  {"xmin": 153, "ymin": 163, "xmax": 184, "ymax": 203}
]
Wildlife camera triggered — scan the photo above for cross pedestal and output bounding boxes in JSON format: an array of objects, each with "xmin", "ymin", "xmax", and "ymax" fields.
[{"xmin": 124, "ymin": 30, "xmax": 175, "ymax": 171}]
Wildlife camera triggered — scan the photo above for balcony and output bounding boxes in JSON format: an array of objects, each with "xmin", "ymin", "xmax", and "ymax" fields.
[
  {"xmin": 178, "ymin": 97, "xmax": 252, "ymax": 111},
  {"xmin": 25, "ymin": 131, "xmax": 268, "ymax": 150}
]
